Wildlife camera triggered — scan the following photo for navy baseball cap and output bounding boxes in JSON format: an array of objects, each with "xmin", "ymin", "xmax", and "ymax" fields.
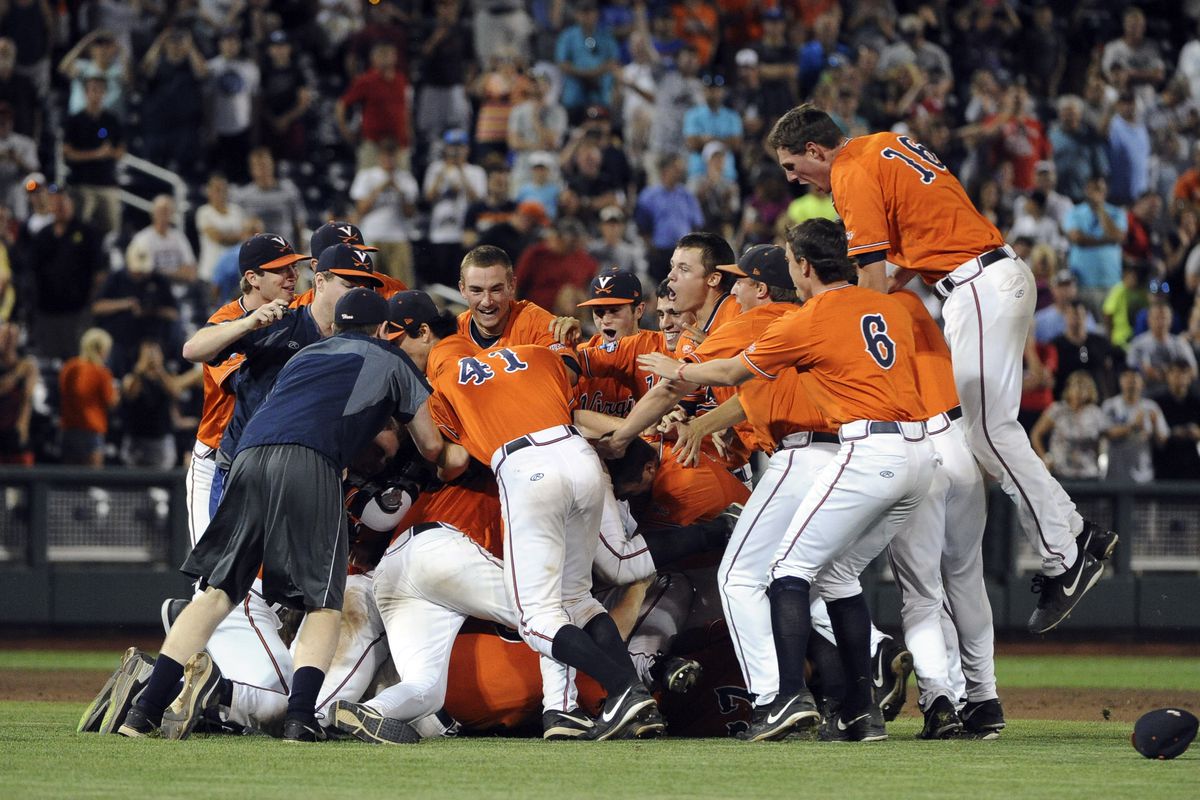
[
  {"xmin": 310, "ymin": 221, "xmax": 378, "ymax": 258},
  {"xmin": 718, "ymin": 244, "xmax": 793, "ymax": 289},
  {"xmin": 386, "ymin": 290, "xmax": 440, "ymax": 340},
  {"xmin": 239, "ymin": 233, "xmax": 309, "ymax": 272},
  {"xmin": 316, "ymin": 243, "xmax": 384, "ymax": 288},
  {"xmin": 578, "ymin": 267, "xmax": 643, "ymax": 308},
  {"xmin": 335, "ymin": 287, "xmax": 389, "ymax": 327},
  {"xmin": 1132, "ymin": 708, "xmax": 1198, "ymax": 759}
]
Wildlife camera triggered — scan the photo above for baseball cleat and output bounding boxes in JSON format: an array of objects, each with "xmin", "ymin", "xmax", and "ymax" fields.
[
  {"xmin": 961, "ymin": 698, "xmax": 1006, "ymax": 740},
  {"xmin": 281, "ymin": 714, "xmax": 328, "ymax": 743},
  {"xmin": 616, "ymin": 704, "xmax": 667, "ymax": 739},
  {"xmin": 78, "ymin": 647, "xmax": 152, "ymax": 733},
  {"xmin": 1027, "ymin": 552, "xmax": 1103, "ymax": 634},
  {"xmin": 98, "ymin": 648, "xmax": 156, "ymax": 734},
  {"xmin": 162, "ymin": 652, "xmax": 223, "ymax": 740},
  {"xmin": 828, "ymin": 706, "xmax": 887, "ymax": 742},
  {"xmin": 919, "ymin": 695, "xmax": 963, "ymax": 740},
  {"xmin": 872, "ymin": 636, "xmax": 913, "ymax": 722},
  {"xmin": 160, "ymin": 598, "xmax": 189, "ymax": 634},
  {"xmin": 652, "ymin": 655, "xmax": 703, "ymax": 694},
  {"xmin": 738, "ymin": 691, "xmax": 820, "ymax": 742},
  {"xmin": 583, "ymin": 683, "xmax": 658, "ymax": 741},
  {"xmin": 117, "ymin": 705, "xmax": 159, "ymax": 738},
  {"xmin": 1077, "ymin": 521, "xmax": 1118, "ymax": 562},
  {"xmin": 331, "ymin": 701, "xmax": 419, "ymax": 745},
  {"xmin": 542, "ymin": 707, "xmax": 595, "ymax": 740}
]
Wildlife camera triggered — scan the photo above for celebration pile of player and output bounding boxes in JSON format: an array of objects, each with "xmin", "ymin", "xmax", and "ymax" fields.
[{"xmin": 77, "ymin": 105, "xmax": 1119, "ymax": 746}]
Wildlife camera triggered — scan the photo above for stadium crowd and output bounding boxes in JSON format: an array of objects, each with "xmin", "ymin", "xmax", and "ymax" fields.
[{"xmin": 0, "ymin": 0, "xmax": 1199, "ymax": 481}]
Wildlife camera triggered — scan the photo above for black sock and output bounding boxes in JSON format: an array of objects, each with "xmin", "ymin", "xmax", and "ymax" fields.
[
  {"xmin": 827, "ymin": 593, "xmax": 873, "ymax": 716},
  {"xmin": 218, "ymin": 677, "xmax": 234, "ymax": 708},
  {"xmin": 583, "ymin": 613, "xmax": 639, "ymax": 679},
  {"xmin": 287, "ymin": 666, "xmax": 325, "ymax": 719},
  {"xmin": 768, "ymin": 576, "xmax": 812, "ymax": 697},
  {"xmin": 642, "ymin": 520, "xmax": 727, "ymax": 566},
  {"xmin": 807, "ymin": 632, "xmax": 845, "ymax": 710},
  {"xmin": 134, "ymin": 655, "xmax": 185, "ymax": 724},
  {"xmin": 551, "ymin": 624, "xmax": 635, "ymax": 696}
]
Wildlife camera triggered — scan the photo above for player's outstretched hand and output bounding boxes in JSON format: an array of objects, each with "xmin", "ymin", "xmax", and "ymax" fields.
[
  {"xmin": 549, "ymin": 316, "xmax": 582, "ymax": 345},
  {"xmin": 248, "ymin": 299, "xmax": 289, "ymax": 330},
  {"xmin": 681, "ymin": 323, "xmax": 708, "ymax": 345},
  {"xmin": 637, "ymin": 352, "xmax": 685, "ymax": 381},
  {"xmin": 673, "ymin": 421, "xmax": 705, "ymax": 467},
  {"xmin": 595, "ymin": 430, "xmax": 628, "ymax": 460}
]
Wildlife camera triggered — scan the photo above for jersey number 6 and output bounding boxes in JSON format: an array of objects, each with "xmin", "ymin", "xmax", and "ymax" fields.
[{"xmin": 861, "ymin": 314, "xmax": 896, "ymax": 369}]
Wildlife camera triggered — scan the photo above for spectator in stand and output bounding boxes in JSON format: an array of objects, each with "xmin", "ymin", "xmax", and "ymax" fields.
[
  {"xmin": 139, "ymin": 27, "xmax": 207, "ymax": 179},
  {"xmin": 1123, "ymin": 191, "xmax": 1166, "ymax": 270},
  {"xmin": 58, "ymin": 327, "xmax": 117, "ymax": 467},
  {"xmin": 259, "ymin": 30, "xmax": 315, "ymax": 163},
  {"xmin": 1101, "ymin": 7, "xmax": 1165, "ymax": 101},
  {"xmin": 683, "ymin": 73, "xmax": 741, "ymax": 185},
  {"xmin": 783, "ymin": 184, "xmax": 838, "ymax": 228},
  {"xmin": 205, "ymin": 28, "xmax": 259, "ymax": 184},
  {"xmin": 1152, "ymin": 359, "xmax": 1200, "ymax": 480},
  {"xmin": 981, "ymin": 84, "xmax": 1050, "ymax": 193},
  {"xmin": 62, "ymin": 76, "xmax": 125, "ymax": 239},
  {"xmin": 195, "ymin": 175, "xmax": 246, "ymax": 286},
  {"xmin": 119, "ymin": 339, "xmax": 181, "ymax": 469},
  {"xmin": 1106, "ymin": 91, "xmax": 1151, "ymax": 207},
  {"xmin": 1018, "ymin": 3, "xmax": 1066, "ymax": 101},
  {"xmin": 635, "ymin": 153, "xmax": 703, "ymax": 282},
  {"xmin": 20, "ymin": 170, "xmax": 51, "ymax": 233},
  {"xmin": 471, "ymin": 47, "xmax": 529, "ymax": 162},
  {"xmin": 58, "ymin": 30, "xmax": 129, "ymax": 119},
  {"xmin": 649, "ymin": 44, "xmax": 704, "ymax": 171},
  {"xmin": 1009, "ymin": 190, "xmax": 1067, "ymax": 257},
  {"xmin": 1102, "ymin": 262, "xmax": 1152, "ymax": 350},
  {"xmin": 1103, "ymin": 367, "xmax": 1169, "ymax": 484},
  {"xmin": 232, "ymin": 147, "xmax": 305, "ymax": 248},
  {"xmin": 1035, "ymin": 270, "xmax": 1102, "ymax": 345},
  {"xmin": 1184, "ymin": 303, "xmax": 1200, "ymax": 368},
  {"xmin": 477, "ymin": 198, "xmax": 546, "ymax": 264},
  {"xmin": 92, "ymin": 238, "xmax": 179, "ymax": 377},
  {"xmin": 673, "ymin": 0, "xmax": 718, "ymax": 69},
  {"xmin": 0, "ymin": 102, "xmax": 37, "ymax": 213},
  {"xmin": 349, "ymin": 138, "xmax": 419, "ymax": 287},
  {"xmin": 0, "ymin": 0, "xmax": 52, "ymax": 97},
  {"xmin": 472, "ymin": 0, "xmax": 534, "ymax": 69},
  {"xmin": 1031, "ymin": 370, "xmax": 1106, "ymax": 481},
  {"xmin": 878, "ymin": 13, "xmax": 951, "ymax": 88},
  {"xmin": 555, "ymin": 0, "xmax": 619, "ymax": 122},
  {"xmin": 514, "ymin": 216, "xmax": 598, "ymax": 315},
  {"xmin": 1066, "ymin": 176, "xmax": 1127, "ymax": 315},
  {"xmin": 423, "ymin": 128, "xmax": 486, "ymax": 285},
  {"xmin": 338, "ymin": 40, "xmax": 410, "ymax": 170},
  {"xmin": 754, "ymin": 9, "xmax": 798, "ymax": 125},
  {"xmin": 507, "ymin": 67, "xmax": 567, "ymax": 192},
  {"xmin": 0, "ymin": 38, "xmax": 41, "ymax": 139},
  {"xmin": 130, "ymin": 195, "xmax": 197, "ymax": 283},
  {"xmin": 618, "ymin": 31, "xmax": 659, "ymax": 170},
  {"xmin": 693, "ymin": 141, "xmax": 738, "ymax": 241},
  {"xmin": 1163, "ymin": 206, "xmax": 1199, "ymax": 324},
  {"xmin": 513, "ymin": 151, "xmax": 561, "ymax": 220},
  {"xmin": 1180, "ymin": 18, "xmax": 1200, "ymax": 106},
  {"xmin": 1172, "ymin": 141, "xmax": 1200, "ymax": 213},
  {"xmin": 1127, "ymin": 300, "xmax": 1198, "ymax": 394},
  {"xmin": 1021, "ymin": 328, "xmax": 1058, "ymax": 433},
  {"xmin": 28, "ymin": 189, "xmax": 106, "ymax": 361},
  {"xmin": 463, "ymin": 165, "xmax": 515, "ymax": 248},
  {"xmin": 1014, "ymin": 160, "xmax": 1074, "ymax": 230},
  {"xmin": 1052, "ymin": 300, "xmax": 1120, "ymax": 400},
  {"xmin": 415, "ymin": 0, "xmax": 474, "ymax": 147},
  {"xmin": 588, "ymin": 205, "xmax": 645, "ymax": 278},
  {"xmin": 0, "ymin": 320, "xmax": 35, "ymax": 464},
  {"xmin": 799, "ymin": 9, "xmax": 851, "ymax": 98},
  {"xmin": 1049, "ymin": 95, "xmax": 1109, "ymax": 203},
  {"xmin": 559, "ymin": 139, "xmax": 623, "ymax": 227},
  {"xmin": 0, "ymin": 224, "xmax": 12, "ymax": 321}
]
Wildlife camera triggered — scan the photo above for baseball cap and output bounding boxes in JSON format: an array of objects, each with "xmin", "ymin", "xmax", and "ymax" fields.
[
  {"xmin": 311, "ymin": 220, "xmax": 378, "ymax": 258},
  {"xmin": 239, "ymin": 233, "xmax": 309, "ymax": 272},
  {"xmin": 1053, "ymin": 269, "xmax": 1077, "ymax": 285},
  {"xmin": 578, "ymin": 267, "xmax": 643, "ymax": 308},
  {"xmin": 335, "ymin": 287, "xmax": 389, "ymax": 327},
  {"xmin": 316, "ymin": 243, "xmax": 384, "ymax": 288},
  {"xmin": 599, "ymin": 205, "xmax": 625, "ymax": 223},
  {"xmin": 443, "ymin": 128, "xmax": 470, "ymax": 146},
  {"xmin": 516, "ymin": 200, "xmax": 550, "ymax": 226},
  {"xmin": 386, "ymin": 290, "xmax": 440, "ymax": 339},
  {"xmin": 1132, "ymin": 708, "xmax": 1198, "ymax": 760},
  {"xmin": 736, "ymin": 48, "xmax": 759, "ymax": 68},
  {"xmin": 701, "ymin": 140, "xmax": 726, "ymax": 163},
  {"xmin": 717, "ymin": 244, "xmax": 793, "ymax": 289},
  {"xmin": 529, "ymin": 151, "xmax": 556, "ymax": 169}
]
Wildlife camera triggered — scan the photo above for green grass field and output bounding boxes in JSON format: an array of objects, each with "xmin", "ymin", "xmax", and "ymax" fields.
[{"xmin": 2, "ymin": 651, "xmax": 1198, "ymax": 800}]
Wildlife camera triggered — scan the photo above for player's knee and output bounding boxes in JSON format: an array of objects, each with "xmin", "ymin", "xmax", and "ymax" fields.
[{"xmin": 768, "ymin": 575, "xmax": 811, "ymax": 597}]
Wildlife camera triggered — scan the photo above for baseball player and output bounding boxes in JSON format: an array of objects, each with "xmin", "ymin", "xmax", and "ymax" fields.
[
  {"xmin": 654, "ymin": 279, "xmax": 694, "ymax": 353},
  {"xmin": 634, "ymin": 218, "xmax": 938, "ymax": 742},
  {"xmin": 119, "ymin": 288, "xmax": 442, "ymax": 743},
  {"xmin": 767, "ymin": 105, "xmax": 1116, "ymax": 634},
  {"xmin": 293, "ymin": 220, "xmax": 408, "ymax": 304}
]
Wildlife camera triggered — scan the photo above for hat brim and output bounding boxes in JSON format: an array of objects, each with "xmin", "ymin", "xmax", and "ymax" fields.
[
  {"xmin": 578, "ymin": 297, "xmax": 638, "ymax": 308},
  {"xmin": 256, "ymin": 253, "xmax": 310, "ymax": 271},
  {"xmin": 715, "ymin": 262, "xmax": 751, "ymax": 278},
  {"xmin": 383, "ymin": 321, "xmax": 409, "ymax": 341},
  {"xmin": 349, "ymin": 244, "xmax": 380, "ymax": 253},
  {"xmin": 330, "ymin": 268, "xmax": 384, "ymax": 288}
]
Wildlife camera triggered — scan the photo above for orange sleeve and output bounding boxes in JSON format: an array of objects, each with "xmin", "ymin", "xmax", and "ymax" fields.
[
  {"xmin": 740, "ymin": 306, "xmax": 816, "ymax": 379},
  {"xmin": 833, "ymin": 157, "xmax": 891, "ymax": 262},
  {"xmin": 687, "ymin": 315, "xmax": 751, "ymax": 363},
  {"xmin": 427, "ymin": 391, "xmax": 464, "ymax": 443}
]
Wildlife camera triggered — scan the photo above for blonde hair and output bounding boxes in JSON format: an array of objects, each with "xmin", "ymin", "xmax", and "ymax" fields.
[
  {"xmin": 79, "ymin": 328, "xmax": 113, "ymax": 364},
  {"xmin": 1064, "ymin": 370, "xmax": 1099, "ymax": 406}
]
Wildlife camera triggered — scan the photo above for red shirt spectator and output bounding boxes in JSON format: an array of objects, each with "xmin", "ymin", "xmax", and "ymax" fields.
[
  {"xmin": 515, "ymin": 219, "xmax": 599, "ymax": 315},
  {"xmin": 337, "ymin": 42, "xmax": 409, "ymax": 150},
  {"xmin": 983, "ymin": 86, "xmax": 1051, "ymax": 192}
]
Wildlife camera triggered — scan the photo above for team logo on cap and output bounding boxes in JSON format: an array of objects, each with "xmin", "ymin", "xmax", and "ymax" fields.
[
  {"xmin": 267, "ymin": 234, "xmax": 287, "ymax": 249},
  {"xmin": 595, "ymin": 276, "xmax": 614, "ymax": 293},
  {"xmin": 352, "ymin": 251, "xmax": 371, "ymax": 268},
  {"xmin": 337, "ymin": 224, "xmax": 360, "ymax": 242}
]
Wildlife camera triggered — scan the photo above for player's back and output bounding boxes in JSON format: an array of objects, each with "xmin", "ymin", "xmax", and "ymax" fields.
[
  {"xmin": 396, "ymin": 471, "xmax": 504, "ymax": 557},
  {"xmin": 834, "ymin": 132, "xmax": 1004, "ymax": 279},
  {"xmin": 739, "ymin": 369, "xmax": 835, "ymax": 453},
  {"xmin": 891, "ymin": 289, "xmax": 959, "ymax": 417}
]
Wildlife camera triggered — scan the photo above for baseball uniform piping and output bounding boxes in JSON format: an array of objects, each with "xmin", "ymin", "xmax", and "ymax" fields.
[
  {"xmin": 243, "ymin": 594, "xmax": 290, "ymax": 692},
  {"xmin": 315, "ymin": 631, "xmax": 387, "ymax": 713},
  {"xmin": 773, "ymin": 444, "xmax": 855, "ymax": 567}
]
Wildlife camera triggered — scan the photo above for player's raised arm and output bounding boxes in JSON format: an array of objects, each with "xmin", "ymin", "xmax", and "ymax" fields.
[
  {"xmin": 637, "ymin": 351, "xmax": 754, "ymax": 388},
  {"xmin": 674, "ymin": 394, "xmax": 747, "ymax": 466},
  {"xmin": 182, "ymin": 299, "xmax": 288, "ymax": 363},
  {"xmin": 405, "ymin": 400, "xmax": 444, "ymax": 466}
]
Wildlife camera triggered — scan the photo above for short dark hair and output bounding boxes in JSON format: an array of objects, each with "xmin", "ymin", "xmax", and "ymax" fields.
[
  {"xmin": 656, "ymin": 279, "xmax": 673, "ymax": 299},
  {"xmin": 333, "ymin": 321, "xmax": 381, "ymax": 336},
  {"xmin": 677, "ymin": 232, "xmax": 736, "ymax": 292},
  {"xmin": 766, "ymin": 284, "xmax": 798, "ymax": 303},
  {"xmin": 784, "ymin": 218, "xmax": 856, "ymax": 284},
  {"xmin": 460, "ymin": 245, "xmax": 513, "ymax": 280},
  {"xmin": 428, "ymin": 309, "xmax": 459, "ymax": 339},
  {"xmin": 604, "ymin": 437, "xmax": 657, "ymax": 492},
  {"xmin": 767, "ymin": 104, "xmax": 845, "ymax": 153}
]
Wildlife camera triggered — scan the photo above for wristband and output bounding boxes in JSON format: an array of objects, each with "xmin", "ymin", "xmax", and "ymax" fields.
[{"xmin": 676, "ymin": 361, "xmax": 687, "ymax": 382}]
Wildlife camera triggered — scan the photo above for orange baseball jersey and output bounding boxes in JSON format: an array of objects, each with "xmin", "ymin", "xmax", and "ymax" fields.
[
  {"xmin": 641, "ymin": 446, "xmax": 751, "ymax": 528},
  {"xmin": 832, "ymin": 132, "xmax": 1005, "ymax": 280},
  {"xmin": 576, "ymin": 330, "xmax": 668, "ymax": 417},
  {"xmin": 429, "ymin": 337, "xmax": 576, "ymax": 464},
  {"xmin": 456, "ymin": 299, "xmax": 565, "ymax": 350},
  {"xmin": 291, "ymin": 273, "xmax": 407, "ymax": 308},
  {"xmin": 675, "ymin": 292, "xmax": 740, "ymax": 358},
  {"xmin": 891, "ymin": 289, "xmax": 959, "ymax": 417},
  {"xmin": 739, "ymin": 369, "xmax": 836, "ymax": 452},
  {"xmin": 741, "ymin": 285, "xmax": 925, "ymax": 424},
  {"xmin": 393, "ymin": 473, "xmax": 505, "ymax": 558},
  {"xmin": 194, "ymin": 297, "xmax": 250, "ymax": 448}
]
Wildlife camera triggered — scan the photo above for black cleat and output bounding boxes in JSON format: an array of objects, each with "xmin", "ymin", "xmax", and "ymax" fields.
[
  {"xmin": 651, "ymin": 655, "xmax": 703, "ymax": 694},
  {"xmin": 583, "ymin": 683, "xmax": 658, "ymax": 741},
  {"xmin": 542, "ymin": 707, "xmax": 595, "ymax": 740},
  {"xmin": 738, "ymin": 691, "xmax": 820, "ymax": 742},
  {"xmin": 615, "ymin": 703, "xmax": 667, "ymax": 739},
  {"xmin": 1077, "ymin": 521, "xmax": 1118, "ymax": 562},
  {"xmin": 872, "ymin": 636, "xmax": 913, "ymax": 722},
  {"xmin": 162, "ymin": 652, "xmax": 223, "ymax": 740},
  {"xmin": 78, "ymin": 647, "xmax": 153, "ymax": 734},
  {"xmin": 116, "ymin": 705, "xmax": 159, "ymax": 738},
  {"xmin": 282, "ymin": 714, "xmax": 328, "ymax": 743},
  {"xmin": 332, "ymin": 701, "xmax": 419, "ymax": 744},
  {"xmin": 160, "ymin": 598, "xmax": 189, "ymax": 634},
  {"xmin": 98, "ymin": 648, "xmax": 156, "ymax": 734},
  {"xmin": 829, "ymin": 705, "xmax": 887, "ymax": 742},
  {"xmin": 1027, "ymin": 552, "xmax": 1104, "ymax": 634},
  {"xmin": 961, "ymin": 698, "xmax": 1006, "ymax": 740},
  {"xmin": 919, "ymin": 695, "xmax": 963, "ymax": 740}
]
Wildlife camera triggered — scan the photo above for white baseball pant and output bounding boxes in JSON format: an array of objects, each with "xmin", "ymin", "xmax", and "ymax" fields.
[
  {"xmin": 627, "ymin": 571, "xmax": 694, "ymax": 686},
  {"xmin": 593, "ymin": 474, "xmax": 656, "ymax": 588},
  {"xmin": 311, "ymin": 572, "xmax": 389, "ymax": 724},
  {"xmin": 184, "ymin": 442, "xmax": 217, "ymax": 549},
  {"xmin": 938, "ymin": 250, "xmax": 1082, "ymax": 574}
]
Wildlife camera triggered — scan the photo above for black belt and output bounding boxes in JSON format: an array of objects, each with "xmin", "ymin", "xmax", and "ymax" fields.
[
  {"xmin": 946, "ymin": 405, "xmax": 962, "ymax": 421},
  {"xmin": 934, "ymin": 247, "xmax": 1010, "ymax": 297},
  {"xmin": 410, "ymin": 522, "xmax": 443, "ymax": 536},
  {"xmin": 864, "ymin": 422, "xmax": 901, "ymax": 434},
  {"xmin": 812, "ymin": 432, "xmax": 839, "ymax": 444},
  {"xmin": 503, "ymin": 425, "xmax": 581, "ymax": 456}
]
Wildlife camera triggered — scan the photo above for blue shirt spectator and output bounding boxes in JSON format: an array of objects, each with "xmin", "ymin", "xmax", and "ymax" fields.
[
  {"xmin": 1049, "ymin": 96, "xmax": 1108, "ymax": 202},
  {"xmin": 1065, "ymin": 179, "xmax": 1128, "ymax": 297},
  {"xmin": 1107, "ymin": 95, "xmax": 1151, "ymax": 205},
  {"xmin": 683, "ymin": 78, "xmax": 742, "ymax": 182},
  {"xmin": 555, "ymin": 3, "xmax": 620, "ymax": 117},
  {"xmin": 635, "ymin": 155, "xmax": 703, "ymax": 250}
]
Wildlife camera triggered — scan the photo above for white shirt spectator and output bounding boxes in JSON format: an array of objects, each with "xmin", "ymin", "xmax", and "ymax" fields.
[
  {"xmin": 423, "ymin": 160, "xmax": 486, "ymax": 245},
  {"xmin": 194, "ymin": 201, "xmax": 246, "ymax": 282},
  {"xmin": 0, "ymin": 130, "xmax": 38, "ymax": 215},
  {"xmin": 232, "ymin": 179, "xmax": 305, "ymax": 246},
  {"xmin": 206, "ymin": 55, "xmax": 259, "ymax": 136},
  {"xmin": 130, "ymin": 225, "xmax": 197, "ymax": 280},
  {"xmin": 1009, "ymin": 213, "xmax": 1068, "ymax": 256},
  {"xmin": 1102, "ymin": 394, "xmax": 1169, "ymax": 483},
  {"xmin": 349, "ymin": 165, "xmax": 420, "ymax": 242}
]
